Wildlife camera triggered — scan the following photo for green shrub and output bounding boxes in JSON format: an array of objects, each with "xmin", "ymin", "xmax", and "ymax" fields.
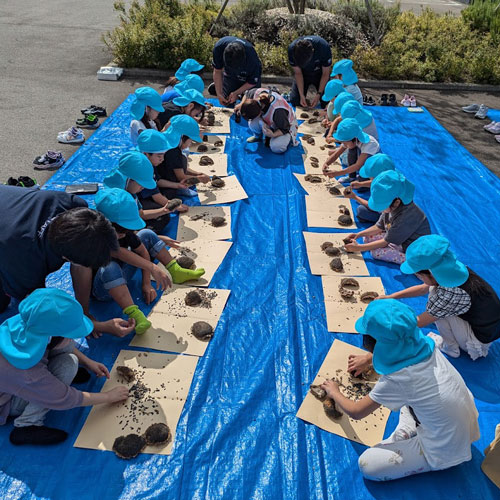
[
  {"xmin": 352, "ymin": 9, "xmax": 500, "ymax": 84},
  {"xmin": 462, "ymin": 0, "xmax": 500, "ymax": 42}
]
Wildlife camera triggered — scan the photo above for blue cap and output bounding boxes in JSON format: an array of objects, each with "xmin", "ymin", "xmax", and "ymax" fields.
[
  {"xmin": 166, "ymin": 114, "xmax": 201, "ymax": 143},
  {"xmin": 95, "ymin": 188, "xmax": 145, "ymax": 231},
  {"xmin": 333, "ymin": 92, "xmax": 356, "ymax": 115},
  {"xmin": 174, "ymin": 75, "xmax": 205, "ymax": 95},
  {"xmin": 175, "ymin": 58, "xmax": 204, "ymax": 81},
  {"xmin": 359, "ymin": 153, "xmax": 395, "ymax": 178},
  {"xmin": 400, "ymin": 235, "xmax": 469, "ymax": 287},
  {"xmin": 130, "ymin": 87, "xmax": 164, "ymax": 120},
  {"xmin": 368, "ymin": 170, "xmax": 415, "ymax": 212},
  {"xmin": 0, "ymin": 289, "xmax": 94, "ymax": 369},
  {"xmin": 163, "ymin": 127, "xmax": 182, "ymax": 151},
  {"xmin": 322, "ymin": 79, "xmax": 345, "ymax": 102},
  {"xmin": 104, "ymin": 151, "xmax": 156, "ymax": 190},
  {"xmin": 355, "ymin": 299, "xmax": 435, "ymax": 375},
  {"xmin": 340, "ymin": 100, "xmax": 373, "ymax": 128},
  {"xmin": 173, "ymin": 88, "xmax": 206, "ymax": 108},
  {"xmin": 333, "ymin": 118, "xmax": 370, "ymax": 143},
  {"xmin": 137, "ymin": 129, "xmax": 170, "ymax": 154},
  {"xmin": 331, "ymin": 59, "xmax": 358, "ymax": 85}
]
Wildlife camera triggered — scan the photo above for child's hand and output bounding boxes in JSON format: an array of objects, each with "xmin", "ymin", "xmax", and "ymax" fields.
[
  {"xmin": 106, "ymin": 386, "xmax": 129, "ymax": 404},
  {"xmin": 227, "ymin": 92, "xmax": 238, "ymax": 104},
  {"xmin": 345, "ymin": 242, "xmax": 361, "ymax": 253},
  {"xmin": 262, "ymin": 124, "xmax": 274, "ymax": 137},
  {"xmin": 107, "ymin": 318, "xmax": 136, "ymax": 338},
  {"xmin": 176, "ymin": 204, "xmax": 189, "ymax": 213},
  {"xmin": 160, "ymin": 236, "xmax": 181, "ymax": 249},
  {"xmin": 348, "ymin": 353, "xmax": 372, "ymax": 377},
  {"xmin": 198, "ymin": 174, "xmax": 211, "ymax": 184},
  {"xmin": 347, "ymin": 233, "xmax": 358, "ymax": 240},
  {"xmin": 86, "ymin": 360, "xmax": 110, "ymax": 378},
  {"xmin": 142, "ymin": 284, "xmax": 157, "ymax": 305},
  {"xmin": 320, "ymin": 379, "xmax": 340, "ymax": 398},
  {"xmin": 150, "ymin": 263, "xmax": 172, "ymax": 290},
  {"xmin": 322, "ymin": 162, "xmax": 331, "ymax": 173}
]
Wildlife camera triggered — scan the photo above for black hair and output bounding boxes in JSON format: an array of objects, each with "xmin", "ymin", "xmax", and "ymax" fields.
[
  {"xmin": 47, "ymin": 208, "xmax": 119, "ymax": 269},
  {"xmin": 111, "ymin": 222, "xmax": 129, "ymax": 234},
  {"xmin": 164, "ymin": 76, "xmax": 180, "ymax": 89},
  {"xmin": 294, "ymin": 39, "xmax": 314, "ymax": 68},
  {"xmin": 240, "ymin": 100, "xmax": 262, "ymax": 121},
  {"xmin": 223, "ymin": 42, "xmax": 246, "ymax": 69},
  {"xmin": 420, "ymin": 267, "xmax": 493, "ymax": 295},
  {"xmin": 141, "ymin": 108, "xmax": 162, "ymax": 130}
]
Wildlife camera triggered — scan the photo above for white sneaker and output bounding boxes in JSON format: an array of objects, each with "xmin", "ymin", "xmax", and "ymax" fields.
[
  {"xmin": 401, "ymin": 94, "xmax": 411, "ymax": 107},
  {"xmin": 58, "ymin": 127, "xmax": 85, "ymax": 144},
  {"xmin": 427, "ymin": 332, "xmax": 460, "ymax": 358},
  {"xmin": 486, "ymin": 122, "xmax": 500, "ymax": 134}
]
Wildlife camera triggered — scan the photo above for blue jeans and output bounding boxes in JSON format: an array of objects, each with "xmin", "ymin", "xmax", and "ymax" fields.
[
  {"xmin": 357, "ymin": 204, "xmax": 380, "ymax": 222},
  {"xmin": 92, "ymin": 229, "xmax": 165, "ymax": 301}
]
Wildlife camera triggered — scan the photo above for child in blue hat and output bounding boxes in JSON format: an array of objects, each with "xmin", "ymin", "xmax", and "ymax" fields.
[
  {"xmin": 377, "ymin": 235, "xmax": 500, "ymax": 359},
  {"xmin": 158, "ymin": 88, "xmax": 207, "ymax": 130},
  {"xmin": 94, "ymin": 189, "xmax": 205, "ymax": 335},
  {"xmin": 130, "ymin": 87, "xmax": 164, "ymax": 145},
  {"xmin": 330, "ymin": 59, "xmax": 363, "ymax": 105},
  {"xmin": 321, "ymin": 299, "xmax": 479, "ymax": 481},
  {"xmin": 162, "ymin": 74, "xmax": 205, "ymax": 103},
  {"xmin": 344, "ymin": 153, "xmax": 395, "ymax": 223},
  {"xmin": 156, "ymin": 115, "xmax": 213, "ymax": 197},
  {"xmin": 344, "ymin": 171, "xmax": 431, "ymax": 264},
  {"xmin": 323, "ymin": 118, "xmax": 380, "ymax": 183},
  {"xmin": 0, "ymin": 288, "xmax": 130, "ymax": 446},
  {"xmin": 323, "ymin": 91, "xmax": 356, "ymax": 143}
]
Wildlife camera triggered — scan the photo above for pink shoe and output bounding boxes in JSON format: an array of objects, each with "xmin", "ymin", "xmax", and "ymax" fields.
[
  {"xmin": 409, "ymin": 96, "xmax": 417, "ymax": 107},
  {"xmin": 401, "ymin": 94, "xmax": 411, "ymax": 107}
]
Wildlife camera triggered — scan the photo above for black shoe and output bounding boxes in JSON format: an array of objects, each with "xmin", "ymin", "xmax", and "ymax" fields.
[
  {"xmin": 234, "ymin": 111, "xmax": 241, "ymax": 123},
  {"xmin": 264, "ymin": 136, "xmax": 271, "ymax": 148},
  {"xmin": 207, "ymin": 83, "xmax": 216, "ymax": 96},
  {"xmin": 380, "ymin": 94, "xmax": 389, "ymax": 106},
  {"xmin": 81, "ymin": 105, "xmax": 107, "ymax": 117},
  {"xmin": 366, "ymin": 96, "xmax": 375, "ymax": 106},
  {"xmin": 72, "ymin": 367, "xmax": 91, "ymax": 385},
  {"xmin": 0, "ymin": 292, "xmax": 10, "ymax": 313},
  {"xmin": 389, "ymin": 94, "xmax": 397, "ymax": 106},
  {"xmin": 17, "ymin": 176, "xmax": 37, "ymax": 188},
  {"xmin": 6, "ymin": 177, "xmax": 19, "ymax": 186},
  {"xmin": 10, "ymin": 425, "xmax": 68, "ymax": 445}
]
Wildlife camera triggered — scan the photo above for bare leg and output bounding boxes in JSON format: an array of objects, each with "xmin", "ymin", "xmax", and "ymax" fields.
[{"xmin": 108, "ymin": 284, "xmax": 134, "ymax": 310}]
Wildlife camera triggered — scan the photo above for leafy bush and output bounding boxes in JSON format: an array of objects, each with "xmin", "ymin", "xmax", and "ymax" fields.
[
  {"xmin": 330, "ymin": 0, "xmax": 400, "ymax": 44},
  {"xmin": 352, "ymin": 9, "xmax": 500, "ymax": 83},
  {"xmin": 105, "ymin": 0, "xmax": 217, "ymax": 68},
  {"xmin": 462, "ymin": 0, "xmax": 500, "ymax": 42}
]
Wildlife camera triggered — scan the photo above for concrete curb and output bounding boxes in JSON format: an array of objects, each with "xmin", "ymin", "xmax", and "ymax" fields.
[{"xmin": 113, "ymin": 64, "xmax": 500, "ymax": 93}]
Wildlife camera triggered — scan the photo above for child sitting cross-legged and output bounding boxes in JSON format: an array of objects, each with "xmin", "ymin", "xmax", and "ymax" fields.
[
  {"xmin": 93, "ymin": 188, "xmax": 205, "ymax": 335},
  {"xmin": 0, "ymin": 288, "xmax": 129, "ymax": 446}
]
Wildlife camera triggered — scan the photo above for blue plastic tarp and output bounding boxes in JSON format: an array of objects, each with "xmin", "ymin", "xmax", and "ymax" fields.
[{"xmin": 0, "ymin": 98, "xmax": 499, "ymax": 499}]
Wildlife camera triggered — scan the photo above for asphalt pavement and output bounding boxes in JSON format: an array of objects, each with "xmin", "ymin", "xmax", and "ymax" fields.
[{"xmin": 1, "ymin": 0, "xmax": 497, "ymax": 188}]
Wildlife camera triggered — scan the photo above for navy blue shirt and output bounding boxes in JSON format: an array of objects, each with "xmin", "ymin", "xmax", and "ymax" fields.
[
  {"xmin": 288, "ymin": 36, "xmax": 332, "ymax": 74},
  {"xmin": 212, "ymin": 36, "xmax": 262, "ymax": 85},
  {"xmin": 0, "ymin": 186, "xmax": 87, "ymax": 299}
]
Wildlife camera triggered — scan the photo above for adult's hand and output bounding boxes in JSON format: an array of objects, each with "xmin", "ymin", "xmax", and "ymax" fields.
[
  {"xmin": 150, "ymin": 263, "xmax": 172, "ymax": 290},
  {"xmin": 300, "ymin": 95, "xmax": 308, "ymax": 108}
]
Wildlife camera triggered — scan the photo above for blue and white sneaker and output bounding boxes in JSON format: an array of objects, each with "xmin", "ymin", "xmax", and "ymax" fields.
[
  {"xmin": 33, "ymin": 150, "xmax": 65, "ymax": 170},
  {"xmin": 57, "ymin": 126, "xmax": 85, "ymax": 144},
  {"xmin": 338, "ymin": 175, "xmax": 353, "ymax": 184}
]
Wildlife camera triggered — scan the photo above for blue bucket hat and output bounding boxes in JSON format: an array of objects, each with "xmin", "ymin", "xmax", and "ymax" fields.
[
  {"xmin": 173, "ymin": 88, "xmax": 206, "ymax": 108},
  {"xmin": 333, "ymin": 92, "xmax": 356, "ymax": 115},
  {"xmin": 130, "ymin": 87, "xmax": 164, "ymax": 120},
  {"xmin": 0, "ymin": 289, "xmax": 94, "ymax": 370},
  {"xmin": 175, "ymin": 58, "xmax": 204, "ymax": 81},
  {"xmin": 368, "ymin": 170, "xmax": 415, "ymax": 212},
  {"xmin": 340, "ymin": 100, "xmax": 373, "ymax": 128},
  {"xmin": 174, "ymin": 75, "xmax": 205, "ymax": 95},
  {"xmin": 166, "ymin": 114, "xmax": 201, "ymax": 143},
  {"xmin": 333, "ymin": 118, "xmax": 370, "ymax": 143},
  {"xmin": 359, "ymin": 153, "xmax": 396, "ymax": 178},
  {"xmin": 331, "ymin": 59, "xmax": 358, "ymax": 86},
  {"xmin": 322, "ymin": 79, "xmax": 345, "ymax": 102},
  {"xmin": 137, "ymin": 129, "xmax": 170, "ymax": 154},
  {"xmin": 95, "ymin": 188, "xmax": 145, "ymax": 231},
  {"xmin": 355, "ymin": 299, "xmax": 435, "ymax": 375},
  {"xmin": 400, "ymin": 235, "xmax": 469, "ymax": 287},
  {"xmin": 163, "ymin": 127, "xmax": 183, "ymax": 151},
  {"xmin": 103, "ymin": 151, "xmax": 156, "ymax": 190}
]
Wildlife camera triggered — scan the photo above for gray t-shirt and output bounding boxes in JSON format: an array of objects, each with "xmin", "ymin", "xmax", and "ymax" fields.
[
  {"xmin": 0, "ymin": 344, "xmax": 83, "ymax": 425},
  {"xmin": 376, "ymin": 202, "xmax": 431, "ymax": 251}
]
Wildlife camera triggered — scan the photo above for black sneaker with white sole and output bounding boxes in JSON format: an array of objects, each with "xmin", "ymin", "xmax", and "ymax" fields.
[
  {"xmin": 33, "ymin": 150, "xmax": 65, "ymax": 170},
  {"xmin": 81, "ymin": 105, "xmax": 107, "ymax": 117}
]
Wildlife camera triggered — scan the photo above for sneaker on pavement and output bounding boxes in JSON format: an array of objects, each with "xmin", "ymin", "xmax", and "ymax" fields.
[
  {"xmin": 76, "ymin": 114, "xmax": 100, "ymax": 129},
  {"xmin": 400, "ymin": 94, "xmax": 411, "ymax": 107},
  {"xmin": 484, "ymin": 121, "xmax": 497, "ymax": 130},
  {"xmin": 474, "ymin": 104, "xmax": 489, "ymax": 119},
  {"xmin": 486, "ymin": 122, "xmax": 500, "ymax": 134},
  {"xmin": 58, "ymin": 127, "xmax": 85, "ymax": 144},
  {"xmin": 10, "ymin": 425, "xmax": 68, "ymax": 445},
  {"xmin": 81, "ymin": 105, "xmax": 107, "ymax": 117},
  {"xmin": 409, "ymin": 95, "xmax": 417, "ymax": 107},
  {"xmin": 33, "ymin": 150, "xmax": 65, "ymax": 170},
  {"xmin": 462, "ymin": 103, "xmax": 480, "ymax": 113},
  {"xmin": 496, "ymin": 135, "xmax": 500, "ymax": 144}
]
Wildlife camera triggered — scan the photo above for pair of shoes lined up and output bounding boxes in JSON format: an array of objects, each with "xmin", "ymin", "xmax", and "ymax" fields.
[
  {"xmin": 401, "ymin": 94, "xmax": 417, "ymax": 107},
  {"xmin": 462, "ymin": 103, "xmax": 489, "ymax": 119},
  {"xmin": 381, "ymin": 93, "xmax": 397, "ymax": 106}
]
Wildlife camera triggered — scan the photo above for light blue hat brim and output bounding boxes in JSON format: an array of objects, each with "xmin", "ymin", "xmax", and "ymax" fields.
[
  {"xmin": 163, "ymin": 128, "xmax": 183, "ymax": 150},
  {"xmin": 116, "ymin": 212, "xmax": 146, "ymax": 231},
  {"xmin": 173, "ymin": 95, "xmax": 206, "ymax": 107},
  {"xmin": 359, "ymin": 154, "xmax": 395, "ymax": 178},
  {"xmin": 341, "ymin": 70, "xmax": 358, "ymax": 86},
  {"xmin": 333, "ymin": 127, "xmax": 370, "ymax": 144},
  {"xmin": 103, "ymin": 170, "xmax": 127, "ymax": 190},
  {"xmin": 368, "ymin": 178, "xmax": 415, "ymax": 212}
]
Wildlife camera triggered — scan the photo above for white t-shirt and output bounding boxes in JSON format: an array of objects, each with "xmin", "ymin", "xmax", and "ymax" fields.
[
  {"xmin": 344, "ymin": 84, "xmax": 363, "ymax": 105},
  {"xmin": 130, "ymin": 119, "xmax": 158, "ymax": 145},
  {"xmin": 363, "ymin": 119, "xmax": 378, "ymax": 141},
  {"xmin": 369, "ymin": 349, "xmax": 479, "ymax": 470},
  {"xmin": 357, "ymin": 134, "xmax": 380, "ymax": 156}
]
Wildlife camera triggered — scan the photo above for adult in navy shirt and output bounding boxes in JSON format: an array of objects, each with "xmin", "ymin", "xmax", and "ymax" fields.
[
  {"xmin": 209, "ymin": 36, "xmax": 262, "ymax": 106},
  {"xmin": 288, "ymin": 35, "xmax": 332, "ymax": 108},
  {"xmin": 0, "ymin": 186, "xmax": 134, "ymax": 338}
]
